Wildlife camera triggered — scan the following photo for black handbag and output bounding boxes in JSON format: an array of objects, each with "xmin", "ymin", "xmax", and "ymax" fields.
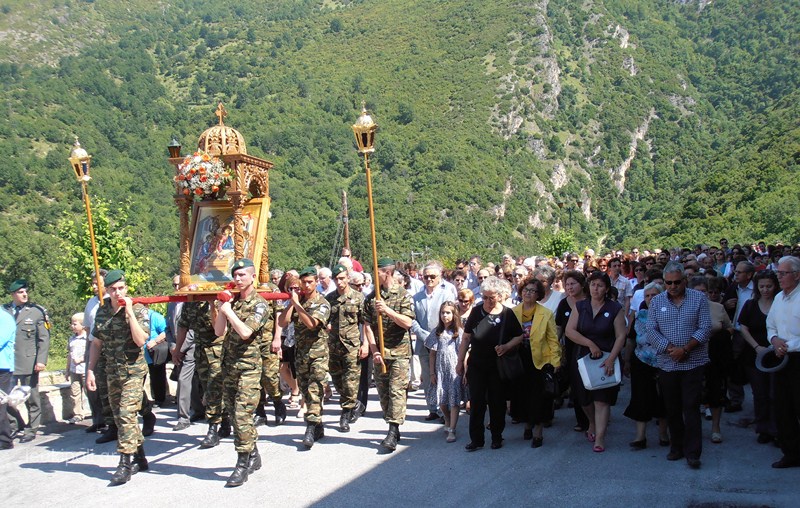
[
  {"xmin": 542, "ymin": 363, "xmax": 558, "ymax": 397},
  {"xmin": 494, "ymin": 311, "xmax": 524, "ymax": 381}
]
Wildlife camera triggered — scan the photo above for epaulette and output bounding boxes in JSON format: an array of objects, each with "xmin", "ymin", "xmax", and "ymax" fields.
[{"xmin": 31, "ymin": 303, "xmax": 51, "ymax": 329}]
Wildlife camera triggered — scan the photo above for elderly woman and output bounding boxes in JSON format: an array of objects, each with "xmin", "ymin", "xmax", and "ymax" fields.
[
  {"xmin": 533, "ymin": 265, "xmax": 565, "ymax": 315},
  {"xmin": 623, "ymin": 282, "xmax": 669, "ymax": 449},
  {"xmin": 566, "ymin": 271, "xmax": 627, "ymax": 452},
  {"xmin": 512, "ymin": 278, "xmax": 560, "ymax": 448},
  {"xmin": 687, "ymin": 276, "xmax": 733, "ymax": 444},
  {"xmin": 456, "ymin": 276, "xmax": 524, "ymax": 451}
]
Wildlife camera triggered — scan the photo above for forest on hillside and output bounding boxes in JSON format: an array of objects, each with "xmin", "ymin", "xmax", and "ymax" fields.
[{"xmin": 0, "ymin": 0, "xmax": 797, "ymax": 360}]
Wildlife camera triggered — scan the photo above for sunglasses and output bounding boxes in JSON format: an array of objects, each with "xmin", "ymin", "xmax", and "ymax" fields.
[
  {"xmin": 458, "ymin": 299, "xmax": 471, "ymax": 303},
  {"xmin": 664, "ymin": 280, "xmax": 683, "ymax": 286},
  {"xmin": 351, "ymin": 283, "xmax": 364, "ymax": 288},
  {"xmin": 423, "ymin": 275, "xmax": 438, "ymax": 280}
]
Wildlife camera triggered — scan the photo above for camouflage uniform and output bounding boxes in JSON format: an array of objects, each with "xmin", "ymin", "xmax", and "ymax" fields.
[
  {"xmin": 93, "ymin": 303, "xmax": 150, "ymax": 454},
  {"xmin": 179, "ymin": 301, "xmax": 225, "ymax": 424},
  {"xmin": 326, "ymin": 286, "xmax": 364, "ymax": 410},
  {"xmin": 222, "ymin": 291, "xmax": 270, "ymax": 453},
  {"xmin": 292, "ymin": 293, "xmax": 331, "ymax": 424},
  {"xmin": 365, "ymin": 284, "xmax": 414, "ymax": 424},
  {"xmin": 258, "ymin": 296, "xmax": 281, "ymax": 401}
]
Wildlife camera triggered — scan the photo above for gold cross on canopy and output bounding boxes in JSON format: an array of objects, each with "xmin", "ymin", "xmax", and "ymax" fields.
[{"xmin": 215, "ymin": 103, "xmax": 227, "ymax": 126}]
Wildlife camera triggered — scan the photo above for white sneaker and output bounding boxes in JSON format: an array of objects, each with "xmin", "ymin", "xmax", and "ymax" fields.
[{"xmin": 447, "ymin": 430, "xmax": 456, "ymax": 443}]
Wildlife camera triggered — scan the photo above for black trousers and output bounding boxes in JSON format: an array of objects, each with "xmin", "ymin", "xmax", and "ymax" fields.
[
  {"xmin": 147, "ymin": 363, "xmax": 168, "ymax": 405},
  {"xmin": 0, "ymin": 370, "xmax": 13, "ymax": 445},
  {"xmin": 356, "ymin": 357, "xmax": 371, "ymax": 409},
  {"xmin": 658, "ymin": 365, "xmax": 704, "ymax": 461},
  {"xmin": 775, "ymin": 354, "xmax": 800, "ymax": 461},
  {"xmin": 467, "ymin": 360, "xmax": 506, "ymax": 445}
]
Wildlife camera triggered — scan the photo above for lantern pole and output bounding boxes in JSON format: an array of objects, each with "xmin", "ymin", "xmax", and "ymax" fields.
[
  {"xmin": 68, "ymin": 137, "xmax": 104, "ymax": 305},
  {"xmin": 352, "ymin": 104, "xmax": 386, "ymax": 373}
]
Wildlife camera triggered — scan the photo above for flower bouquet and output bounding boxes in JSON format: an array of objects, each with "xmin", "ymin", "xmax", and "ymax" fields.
[{"xmin": 174, "ymin": 150, "xmax": 231, "ymax": 199}]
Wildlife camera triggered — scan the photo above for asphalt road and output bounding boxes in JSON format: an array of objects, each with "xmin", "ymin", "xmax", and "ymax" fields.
[{"xmin": 0, "ymin": 383, "xmax": 793, "ymax": 507}]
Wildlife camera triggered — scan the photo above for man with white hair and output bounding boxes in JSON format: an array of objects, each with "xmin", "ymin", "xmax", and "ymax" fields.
[
  {"xmin": 317, "ymin": 267, "xmax": 336, "ymax": 296},
  {"xmin": 410, "ymin": 261, "xmax": 457, "ymax": 421},
  {"xmin": 766, "ymin": 256, "xmax": 800, "ymax": 468}
]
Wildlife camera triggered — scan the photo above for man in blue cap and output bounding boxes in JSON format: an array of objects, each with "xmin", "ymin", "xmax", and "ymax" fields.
[{"xmin": 2, "ymin": 279, "xmax": 50, "ymax": 443}]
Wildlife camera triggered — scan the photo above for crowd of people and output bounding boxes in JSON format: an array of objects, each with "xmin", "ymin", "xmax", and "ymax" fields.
[{"xmin": 2, "ymin": 239, "xmax": 800, "ymax": 486}]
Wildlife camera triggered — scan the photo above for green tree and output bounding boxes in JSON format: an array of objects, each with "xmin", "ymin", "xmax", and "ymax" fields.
[{"xmin": 55, "ymin": 197, "xmax": 151, "ymax": 300}]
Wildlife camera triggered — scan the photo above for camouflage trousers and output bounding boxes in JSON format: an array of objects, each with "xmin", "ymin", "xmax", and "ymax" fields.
[
  {"xmin": 95, "ymin": 353, "xmax": 114, "ymax": 426},
  {"xmin": 195, "ymin": 342, "xmax": 225, "ymax": 424},
  {"xmin": 260, "ymin": 347, "xmax": 282, "ymax": 400},
  {"xmin": 328, "ymin": 340, "xmax": 360, "ymax": 410},
  {"xmin": 222, "ymin": 364, "xmax": 261, "ymax": 453},
  {"xmin": 374, "ymin": 357, "xmax": 409, "ymax": 425},
  {"xmin": 295, "ymin": 340, "xmax": 329, "ymax": 424},
  {"xmin": 106, "ymin": 361, "xmax": 146, "ymax": 454}
]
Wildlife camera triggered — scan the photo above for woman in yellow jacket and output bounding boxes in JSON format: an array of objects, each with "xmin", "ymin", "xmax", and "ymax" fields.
[{"xmin": 511, "ymin": 277, "xmax": 561, "ymax": 448}]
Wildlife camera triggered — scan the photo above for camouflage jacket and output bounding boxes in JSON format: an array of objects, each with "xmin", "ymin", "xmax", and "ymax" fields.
[
  {"xmin": 223, "ymin": 290, "xmax": 270, "ymax": 370},
  {"xmin": 178, "ymin": 301, "xmax": 222, "ymax": 347},
  {"xmin": 365, "ymin": 283, "xmax": 414, "ymax": 359},
  {"xmin": 93, "ymin": 303, "xmax": 150, "ymax": 368},
  {"xmin": 326, "ymin": 286, "xmax": 365, "ymax": 349},
  {"xmin": 292, "ymin": 292, "xmax": 331, "ymax": 351}
]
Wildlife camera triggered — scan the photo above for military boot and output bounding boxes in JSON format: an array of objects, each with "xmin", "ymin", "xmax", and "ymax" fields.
[
  {"xmin": 273, "ymin": 397, "xmax": 287, "ymax": 426},
  {"xmin": 349, "ymin": 401, "xmax": 365, "ymax": 423},
  {"xmin": 314, "ymin": 422, "xmax": 325, "ymax": 440},
  {"xmin": 225, "ymin": 452, "xmax": 250, "ymax": 487},
  {"xmin": 247, "ymin": 446, "xmax": 262, "ymax": 474},
  {"xmin": 381, "ymin": 423, "xmax": 400, "ymax": 452},
  {"xmin": 302, "ymin": 424, "xmax": 317, "ymax": 448},
  {"xmin": 95, "ymin": 424, "xmax": 118, "ymax": 444},
  {"xmin": 141, "ymin": 410, "xmax": 156, "ymax": 437},
  {"xmin": 218, "ymin": 417, "xmax": 232, "ymax": 439},
  {"xmin": 339, "ymin": 409, "xmax": 351, "ymax": 433},
  {"xmin": 110, "ymin": 453, "xmax": 133, "ymax": 485},
  {"xmin": 200, "ymin": 424, "xmax": 220, "ymax": 449},
  {"xmin": 133, "ymin": 444, "xmax": 149, "ymax": 472}
]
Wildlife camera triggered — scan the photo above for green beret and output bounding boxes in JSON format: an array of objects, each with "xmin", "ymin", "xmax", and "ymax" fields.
[
  {"xmin": 104, "ymin": 270, "xmax": 125, "ymax": 287},
  {"xmin": 377, "ymin": 258, "xmax": 395, "ymax": 268},
  {"xmin": 7, "ymin": 279, "xmax": 27, "ymax": 293},
  {"xmin": 332, "ymin": 264, "xmax": 348, "ymax": 277},
  {"xmin": 298, "ymin": 266, "xmax": 318, "ymax": 278},
  {"xmin": 231, "ymin": 258, "xmax": 254, "ymax": 276}
]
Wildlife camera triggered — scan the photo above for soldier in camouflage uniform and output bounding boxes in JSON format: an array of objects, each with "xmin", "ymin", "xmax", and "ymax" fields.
[
  {"xmin": 254, "ymin": 282, "xmax": 287, "ymax": 427},
  {"xmin": 278, "ymin": 266, "xmax": 331, "ymax": 448},
  {"xmin": 214, "ymin": 259, "xmax": 271, "ymax": 487},
  {"xmin": 364, "ymin": 258, "xmax": 415, "ymax": 452},
  {"xmin": 175, "ymin": 300, "xmax": 230, "ymax": 448},
  {"xmin": 86, "ymin": 270, "xmax": 150, "ymax": 485},
  {"xmin": 326, "ymin": 264, "xmax": 368, "ymax": 432}
]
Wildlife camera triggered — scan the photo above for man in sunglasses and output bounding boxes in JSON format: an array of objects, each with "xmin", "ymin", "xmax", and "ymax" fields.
[
  {"xmin": 411, "ymin": 262, "xmax": 458, "ymax": 421},
  {"xmin": 647, "ymin": 262, "xmax": 711, "ymax": 470}
]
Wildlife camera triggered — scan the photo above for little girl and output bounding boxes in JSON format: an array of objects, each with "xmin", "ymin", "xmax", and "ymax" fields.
[{"xmin": 425, "ymin": 302, "xmax": 463, "ymax": 443}]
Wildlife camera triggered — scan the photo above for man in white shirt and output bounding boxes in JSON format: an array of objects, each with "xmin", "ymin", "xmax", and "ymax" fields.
[{"xmin": 766, "ymin": 256, "xmax": 800, "ymax": 468}]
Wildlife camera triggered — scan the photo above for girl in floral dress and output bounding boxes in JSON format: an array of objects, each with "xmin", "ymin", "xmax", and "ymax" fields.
[{"xmin": 426, "ymin": 302, "xmax": 463, "ymax": 442}]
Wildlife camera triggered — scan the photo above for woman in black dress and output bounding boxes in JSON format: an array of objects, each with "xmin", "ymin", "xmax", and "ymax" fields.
[
  {"xmin": 456, "ymin": 276, "xmax": 524, "ymax": 451},
  {"xmin": 555, "ymin": 270, "xmax": 589, "ymax": 432},
  {"xmin": 566, "ymin": 271, "xmax": 627, "ymax": 452},
  {"xmin": 739, "ymin": 270, "xmax": 780, "ymax": 443}
]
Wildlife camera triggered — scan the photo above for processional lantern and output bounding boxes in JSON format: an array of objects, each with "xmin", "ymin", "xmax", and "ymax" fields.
[{"xmin": 68, "ymin": 137, "xmax": 104, "ymax": 304}]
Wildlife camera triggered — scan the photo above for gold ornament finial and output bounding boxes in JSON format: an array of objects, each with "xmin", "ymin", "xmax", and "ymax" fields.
[{"xmin": 215, "ymin": 103, "xmax": 227, "ymax": 126}]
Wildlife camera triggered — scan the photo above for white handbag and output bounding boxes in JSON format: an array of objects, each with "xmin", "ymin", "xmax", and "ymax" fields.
[{"xmin": 577, "ymin": 352, "xmax": 621, "ymax": 391}]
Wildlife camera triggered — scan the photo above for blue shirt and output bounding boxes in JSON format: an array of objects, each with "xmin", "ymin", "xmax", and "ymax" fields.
[
  {"xmin": 0, "ymin": 310, "xmax": 15, "ymax": 370},
  {"xmin": 143, "ymin": 310, "xmax": 167, "ymax": 365},
  {"xmin": 647, "ymin": 288, "xmax": 712, "ymax": 371}
]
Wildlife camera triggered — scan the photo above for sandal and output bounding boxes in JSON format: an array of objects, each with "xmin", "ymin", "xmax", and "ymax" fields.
[
  {"xmin": 288, "ymin": 393, "xmax": 301, "ymax": 409},
  {"xmin": 586, "ymin": 431, "xmax": 596, "ymax": 443}
]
